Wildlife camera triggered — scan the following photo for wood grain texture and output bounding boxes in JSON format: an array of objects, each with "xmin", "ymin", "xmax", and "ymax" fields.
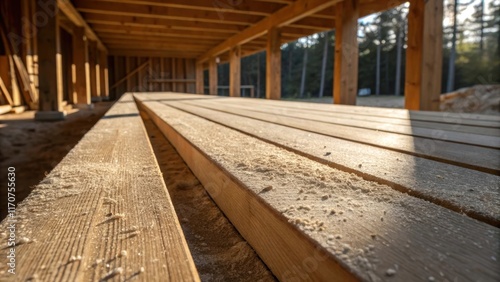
[
  {"xmin": 229, "ymin": 45, "xmax": 241, "ymax": 97},
  {"xmin": 333, "ymin": 0, "xmax": 359, "ymax": 106},
  {"xmin": 156, "ymin": 96, "xmax": 500, "ymax": 226},
  {"xmin": 405, "ymin": 0, "xmax": 443, "ymax": 111},
  {"xmin": 135, "ymin": 93, "xmax": 500, "ymax": 282},
  {"xmin": 182, "ymin": 98, "xmax": 500, "ymax": 175},
  {"xmin": 209, "ymin": 58, "xmax": 217, "ymax": 96},
  {"xmin": 0, "ymin": 94, "xmax": 199, "ymax": 282},
  {"xmin": 266, "ymin": 27, "xmax": 281, "ymax": 100},
  {"xmin": 207, "ymin": 100, "xmax": 500, "ymax": 148}
]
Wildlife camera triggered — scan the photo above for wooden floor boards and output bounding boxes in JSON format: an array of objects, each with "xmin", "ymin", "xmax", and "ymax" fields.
[{"xmin": 135, "ymin": 92, "xmax": 500, "ymax": 281}]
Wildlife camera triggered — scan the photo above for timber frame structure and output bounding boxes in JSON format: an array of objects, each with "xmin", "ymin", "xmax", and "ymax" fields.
[{"xmin": 0, "ymin": 0, "xmax": 443, "ymax": 119}]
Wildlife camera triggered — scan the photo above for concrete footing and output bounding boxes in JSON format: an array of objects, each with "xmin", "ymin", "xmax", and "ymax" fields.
[{"xmin": 34, "ymin": 111, "xmax": 67, "ymax": 121}]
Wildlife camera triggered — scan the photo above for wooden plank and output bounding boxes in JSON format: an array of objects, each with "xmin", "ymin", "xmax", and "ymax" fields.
[
  {"xmin": 195, "ymin": 62, "xmax": 204, "ymax": 94},
  {"xmin": 156, "ymin": 94, "xmax": 500, "ymax": 225},
  {"xmin": 0, "ymin": 94, "xmax": 200, "ymax": 281},
  {"xmin": 0, "ymin": 18, "xmax": 36, "ymax": 109},
  {"xmin": 181, "ymin": 98, "xmax": 500, "ymax": 174},
  {"xmin": 0, "ymin": 65, "xmax": 13, "ymax": 105},
  {"xmin": 266, "ymin": 27, "xmax": 281, "ymax": 100},
  {"xmin": 405, "ymin": 0, "xmax": 443, "ymax": 111},
  {"xmin": 229, "ymin": 46, "xmax": 241, "ymax": 97},
  {"xmin": 198, "ymin": 0, "xmax": 342, "ymax": 62},
  {"xmin": 209, "ymin": 58, "xmax": 217, "ymax": 95},
  {"xmin": 136, "ymin": 93, "xmax": 500, "ymax": 281},
  {"xmin": 227, "ymin": 98, "xmax": 500, "ymax": 133},
  {"xmin": 333, "ymin": 0, "xmax": 359, "ymax": 105},
  {"xmin": 0, "ymin": 104, "xmax": 12, "ymax": 114},
  {"xmin": 212, "ymin": 100, "xmax": 500, "ymax": 148}
]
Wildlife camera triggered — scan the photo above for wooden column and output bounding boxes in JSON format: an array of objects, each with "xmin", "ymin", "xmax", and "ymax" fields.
[
  {"xmin": 266, "ymin": 27, "xmax": 281, "ymax": 100},
  {"xmin": 100, "ymin": 50, "xmax": 109, "ymax": 100},
  {"xmin": 195, "ymin": 62, "xmax": 204, "ymax": 94},
  {"xmin": 88, "ymin": 40, "xmax": 100, "ymax": 102},
  {"xmin": 333, "ymin": 0, "xmax": 359, "ymax": 105},
  {"xmin": 22, "ymin": 0, "xmax": 36, "ymax": 91},
  {"xmin": 34, "ymin": 0, "xmax": 65, "ymax": 120},
  {"xmin": 230, "ymin": 45, "xmax": 241, "ymax": 97},
  {"xmin": 209, "ymin": 57, "xmax": 217, "ymax": 95},
  {"xmin": 405, "ymin": 0, "xmax": 443, "ymax": 111},
  {"xmin": 72, "ymin": 26, "xmax": 91, "ymax": 107}
]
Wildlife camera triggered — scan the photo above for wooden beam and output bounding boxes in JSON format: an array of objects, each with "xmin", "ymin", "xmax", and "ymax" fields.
[
  {"xmin": 198, "ymin": 0, "xmax": 341, "ymax": 62},
  {"xmin": 333, "ymin": 0, "xmax": 359, "ymax": 105},
  {"xmin": 35, "ymin": 0, "xmax": 65, "ymax": 120},
  {"xmin": 57, "ymin": 0, "xmax": 107, "ymax": 51},
  {"xmin": 0, "ymin": 68, "xmax": 13, "ymax": 105},
  {"xmin": 83, "ymin": 14, "xmax": 245, "ymax": 33},
  {"xmin": 72, "ymin": 26, "xmax": 90, "ymax": 106},
  {"xmin": 74, "ymin": 1, "xmax": 262, "ymax": 26},
  {"xmin": 108, "ymin": 49, "xmax": 200, "ymax": 58},
  {"xmin": 229, "ymin": 46, "xmax": 241, "ymax": 97},
  {"xmin": 195, "ymin": 62, "xmax": 204, "ymax": 94},
  {"xmin": 266, "ymin": 27, "xmax": 281, "ymax": 100},
  {"xmin": 87, "ymin": 0, "xmax": 283, "ymax": 16},
  {"xmin": 209, "ymin": 58, "xmax": 217, "ymax": 95},
  {"xmin": 405, "ymin": 0, "xmax": 443, "ymax": 111}
]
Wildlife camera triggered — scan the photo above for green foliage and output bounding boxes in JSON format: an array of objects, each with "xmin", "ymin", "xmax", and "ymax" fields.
[{"xmin": 235, "ymin": 0, "xmax": 498, "ymax": 98}]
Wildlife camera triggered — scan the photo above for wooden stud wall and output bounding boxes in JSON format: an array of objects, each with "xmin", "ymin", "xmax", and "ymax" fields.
[{"xmin": 108, "ymin": 56, "xmax": 198, "ymax": 97}]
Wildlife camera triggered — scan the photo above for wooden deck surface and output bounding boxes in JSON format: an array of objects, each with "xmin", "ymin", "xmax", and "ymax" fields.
[
  {"xmin": 136, "ymin": 92, "xmax": 500, "ymax": 281},
  {"xmin": 0, "ymin": 94, "xmax": 200, "ymax": 281}
]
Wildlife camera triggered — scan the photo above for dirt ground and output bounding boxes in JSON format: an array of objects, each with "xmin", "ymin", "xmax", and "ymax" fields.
[{"xmin": 141, "ymin": 111, "xmax": 276, "ymax": 282}]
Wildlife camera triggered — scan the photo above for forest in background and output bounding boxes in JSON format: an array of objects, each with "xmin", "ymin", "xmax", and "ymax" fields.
[{"xmin": 209, "ymin": 0, "xmax": 500, "ymax": 98}]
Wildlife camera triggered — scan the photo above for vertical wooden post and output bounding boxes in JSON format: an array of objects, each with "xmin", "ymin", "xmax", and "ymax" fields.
[
  {"xmin": 72, "ymin": 26, "xmax": 91, "ymax": 107},
  {"xmin": 209, "ymin": 57, "xmax": 218, "ymax": 95},
  {"xmin": 22, "ymin": 0, "xmax": 36, "ymax": 89},
  {"xmin": 333, "ymin": 0, "xmax": 359, "ymax": 105},
  {"xmin": 196, "ymin": 62, "xmax": 204, "ymax": 94},
  {"xmin": 148, "ymin": 57, "xmax": 153, "ymax": 91},
  {"xmin": 266, "ymin": 27, "xmax": 281, "ymax": 100},
  {"xmin": 88, "ymin": 40, "xmax": 99, "ymax": 102},
  {"xmin": 35, "ymin": 0, "xmax": 66, "ymax": 120},
  {"xmin": 405, "ymin": 0, "xmax": 443, "ymax": 111},
  {"xmin": 95, "ymin": 50, "xmax": 101, "ymax": 98},
  {"xmin": 126, "ymin": 56, "xmax": 131, "ymax": 92},
  {"xmin": 8, "ymin": 55, "xmax": 21, "ymax": 106},
  {"xmin": 171, "ymin": 58, "xmax": 177, "ymax": 92},
  {"xmin": 100, "ymin": 50, "xmax": 109, "ymax": 100},
  {"xmin": 230, "ymin": 45, "xmax": 241, "ymax": 97}
]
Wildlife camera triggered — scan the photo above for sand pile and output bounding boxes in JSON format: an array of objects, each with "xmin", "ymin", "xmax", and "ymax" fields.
[{"xmin": 440, "ymin": 85, "xmax": 500, "ymax": 115}]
